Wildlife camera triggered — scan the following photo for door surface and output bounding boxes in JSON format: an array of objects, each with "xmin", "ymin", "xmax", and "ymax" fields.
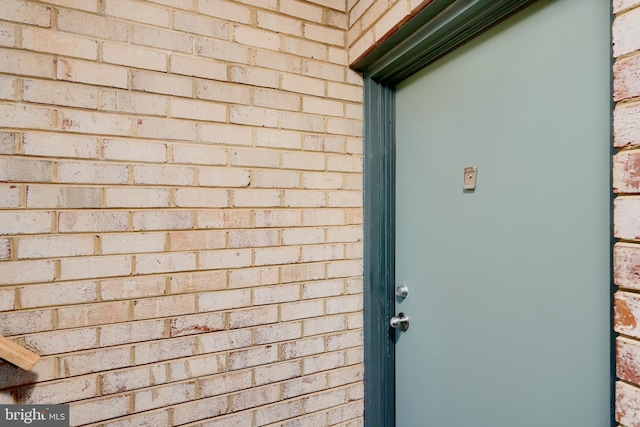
[{"xmin": 394, "ymin": 0, "xmax": 611, "ymax": 425}]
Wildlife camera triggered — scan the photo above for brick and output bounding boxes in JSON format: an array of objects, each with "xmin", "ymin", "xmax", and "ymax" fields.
[
  {"xmin": 617, "ymin": 381, "xmax": 640, "ymax": 427},
  {"xmin": 100, "ymin": 319, "xmax": 166, "ymax": 347},
  {"xmin": 132, "ymin": 70, "xmax": 192, "ymax": 97},
  {"xmin": 282, "ymin": 373, "xmax": 326, "ymax": 399},
  {"xmin": 281, "ymin": 0, "xmax": 323, "ymax": 23},
  {"xmin": 614, "ymin": 102, "xmax": 640, "ymax": 148},
  {"xmin": 328, "ymin": 365, "xmax": 363, "ymax": 388},
  {"xmin": 22, "ymin": 26, "xmax": 97, "ymax": 60},
  {"xmin": 149, "ymin": 0, "xmax": 194, "ymax": 9},
  {"xmin": 57, "ymin": 301, "xmax": 129, "ymax": 329},
  {"xmin": 135, "ymin": 116, "xmax": 198, "ymax": 140},
  {"xmin": 254, "ymin": 284, "xmax": 300, "ymax": 305},
  {"xmin": 284, "ymin": 36, "xmax": 326, "ymax": 61},
  {"xmin": 254, "ymin": 322, "xmax": 302, "ymax": 344},
  {"xmin": 305, "ymin": 388, "xmax": 347, "ymax": 413},
  {"xmin": 171, "ymin": 98, "xmax": 226, "ymax": 121},
  {"xmin": 304, "ymin": 22, "xmax": 344, "ymax": 46},
  {"xmin": 255, "ymin": 360, "xmax": 301, "ymax": 386},
  {"xmin": 228, "ymin": 345, "xmax": 279, "ymax": 370},
  {"xmin": 103, "ymin": 138, "xmax": 168, "ymax": 163},
  {"xmin": 43, "ymin": 0, "xmax": 99, "ymax": 12},
  {"xmin": 22, "ymin": 78, "xmax": 96, "ymax": 109},
  {"xmin": 173, "ymin": 11, "xmax": 229, "ymax": 38},
  {"xmin": 0, "ymin": 103, "xmax": 55, "ymax": 131},
  {"xmin": 305, "ymin": 134, "xmax": 346, "ymax": 152},
  {"xmin": 197, "ymin": 38, "xmax": 250, "ymax": 64},
  {"xmin": 0, "ymin": 211, "xmax": 47, "ymax": 234},
  {"xmin": 0, "ymin": 309, "xmax": 53, "ymax": 335},
  {"xmin": 16, "ymin": 234, "xmax": 94, "ymax": 259},
  {"xmin": 328, "ymin": 190, "xmax": 362, "ymax": 207},
  {"xmin": 18, "ymin": 377, "xmax": 97, "ymax": 404},
  {"xmin": 229, "ymin": 229, "xmax": 279, "ymax": 248},
  {"xmin": 59, "ymin": 109, "xmax": 132, "ymax": 136},
  {"xmin": 174, "ymin": 188, "xmax": 229, "ymax": 208},
  {"xmin": 169, "ymin": 353, "xmax": 226, "ymax": 381},
  {"xmin": 198, "ymin": 411, "xmax": 253, "ymax": 427},
  {"xmin": 617, "ymin": 337, "xmax": 640, "ymax": 385},
  {"xmin": 101, "ymin": 232, "xmax": 166, "ymax": 255},
  {"xmin": 104, "ymin": 187, "xmax": 170, "ymax": 208},
  {"xmin": 59, "ymin": 346, "xmax": 131, "ymax": 377},
  {"xmin": 58, "ymin": 9, "xmax": 128, "ymax": 42},
  {"xmin": 229, "ymin": 266, "xmax": 279, "ymax": 289},
  {"xmin": 58, "ymin": 210, "xmax": 128, "ymax": 233},
  {"xmin": 0, "ymin": 184, "xmax": 19, "ymax": 208},
  {"xmin": 256, "ymin": 128, "xmax": 302, "ymax": 150},
  {"xmin": 327, "ymin": 330, "xmax": 362, "ymax": 351},
  {"xmin": 199, "ymin": 167, "xmax": 250, "ymax": 187},
  {"xmin": 102, "ymin": 410, "xmax": 169, "ymax": 427},
  {"xmin": 327, "ymin": 225, "xmax": 362, "ymax": 243},
  {"xmin": 231, "ymin": 105, "xmax": 279, "ymax": 127},
  {"xmin": 282, "ymin": 72, "xmax": 325, "ymax": 96},
  {"xmin": 0, "ymin": 22, "xmax": 16, "ymax": 47},
  {"xmin": 0, "ymin": 259, "xmax": 55, "ymax": 285},
  {"xmin": 231, "ymin": 148, "xmax": 280, "ymax": 168},
  {"xmin": 58, "ymin": 160, "xmax": 128, "ymax": 184},
  {"xmin": 327, "ymin": 259, "xmax": 362, "ymax": 278},
  {"xmin": 135, "ymin": 252, "xmax": 197, "ymax": 275},
  {"xmin": 303, "ymin": 351, "xmax": 345, "ymax": 375},
  {"xmin": 229, "ymin": 306, "xmax": 279, "ymax": 329},
  {"xmin": 255, "ymin": 400, "xmax": 304, "ymax": 426},
  {"xmin": 199, "ymin": 0, "xmax": 252, "ymax": 24},
  {"xmin": 255, "ymin": 49, "xmax": 302, "ymax": 74},
  {"xmin": 101, "ymin": 275, "xmax": 167, "ymax": 300},
  {"xmin": 282, "ymin": 151, "xmax": 326, "ymax": 171},
  {"xmin": 135, "ymin": 381, "xmax": 196, "ymax": 412},
  {"xmin": 21, "ymin": 281, "xmax": 97, "ymax": 308},
  {"xmin": 328, "ymin": 401, "xmax": 363, "ymax": 424},
  {"xmin": 0, "ymin": 288, "xmax": 14, "ymax": 311},
  {"xmin": 1, "ymin": 0, "xmax": 51, "ymax": 27},
  {"xmin": 170, "ymin": 312, "xmax": 226, "ymax": 337},
  {"xmin": 254, "ymin": 245, "xmax": 300, "ymax": 265},
  {"xmin": 172, "ymin": 395, "xmax": 228, "ymax": 425},
  {"xmin": 303, "ymin": 96, "xmax": 344, "ymax": 116},
  {"xmin": 134, "ymin": 336, "xmax": 196, "ymax": 365},
  {"xmin": 233, "ymin": 25, "xmax": 280, "ymax": 51},
  {"xmin": 256, "ymin": 11, "xmax": 302, "ymax": 37},
  {"xmin": 23, "ymin": 327, "xmax": 98, "ymax": 355},
  {"xmin": 0, "ymin": 356, "xmax": 56, "ymax": 389},
  {"xmin": 254, "ymin": 89, "xmax": 300, "ymax": 112},
  {"xmin": 103, "ymin": 41, "xmax": 167, "ymax": 71},
  {"xmin": 132, "ymin": 24, "xmax": 193, "ymax": 53},
  {"xmin": 169, "ymin": 230, "xmax": 225, "ymax": 251},
  {"xmin": 615, "ymin": 243, "xmax": 640, "ymax": 290},
  {"xmin": 230, "ymin": 383, "xmax": 283, "ymax": 412},
  {"xmin": 0, "ymin": 75, "xmax": 16, "ymax": 100},
  {"xmin": 303, "ymin": 172, "xmax": 344, "ymax": 189},
  {"xmin": 199, "ymin": 370, "xmax": 252, "ymax": 398},
  {"xmin": 304, "ymin": 315, "xmax": 345, "ymax": 336},
  {"xmin": 281, "ymin": 111, "xmax": 325, "ymax": 132},
  {"xmin": 23, "ymin": 132, "xmax": 98, "ymax": 159},
  {"xmin": 197, "ymin": 329, "xmax": 251, "ymax": 354},
  {"xmin": 616, "ymin": 197, "xmax": 640, "ymax": 240},
  {"xmin": 133, "ymin": 294, "xmax": 196, "ymax": 321},
  {"xmin": 281, "ymin": 300, "xmax": 324, "ymax": 321},
  {"xmin": 615, "ymin": 54, "xmax": 640, "ymax": 102},
  {"xmin": 170, "ymin": 53, "xmax": 227, "ymax": 80},
  {"xmin": 26, "ymin": 185, "xmax": 101, "ymax": 208},
  {"xmin": 57, "ymin": 58, "xmax": 128, "ymax": 88},
  {"xmin": 198, "ymin": 289, "xmax": 251, "ymax": 312},
  {"xmin": 281, "ymin": 336, "xmax": 325, "ymax": 360},
  {"xmin": 200, "ymin": 122, "xmax": 253, "ymax": 145},
  {"xmin": 69, "ymin": 395, "xmax": 130, "ymax": 426},
  {"xmin": 170, "ymin": 270, "xmax": 227, "ymax": 293},
  {"xmin": 283, "ymin": 190, "xmax": 326, "ymax": 207},
  {"xmin": 233, "ymin": 189, "xmax": 281, "ymax": 207},
  {"xmin": 100, "ymin": 90, "xmax": 167, "ymax": 116},
  {"xmin": 613, "ymin": 8, "xmax": 640, "ymax": 58},
  {"xmin": 0, "ymin": 132, "xmax": 15, "ymax": 154},
  {"xmin": 59, "ymin": 255, "xmax": 132, "ymax": 281},
  {"xmin": 105, "ymin": 0, "xmax": 170, "ymax": 27},
  {"xmin": 614, "ymin": 0, "xmax": 640, "ymax": 13},
  {"xmin": 133, "ymin": 210, "xmax": 195, "ymax": 231},
  {"xmin": 254, "ymin": 209, "xmax": 302, "ymax": 227},
  {"xmin": 281, "ymin": 262, "xmax": 326, "ymax": 284}
]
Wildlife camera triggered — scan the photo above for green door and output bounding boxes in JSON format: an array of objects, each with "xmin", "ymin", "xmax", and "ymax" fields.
[{"xmin": 394, "ymin": 0, "xmax": 611, "ymax": 425}]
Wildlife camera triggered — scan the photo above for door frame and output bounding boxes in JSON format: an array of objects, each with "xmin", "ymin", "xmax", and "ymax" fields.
[{"xmin": 350, "ymin": 1, "xmax": 612, "ymax": 426}]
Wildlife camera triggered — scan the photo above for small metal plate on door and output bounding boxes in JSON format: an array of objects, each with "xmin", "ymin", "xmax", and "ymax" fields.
[{"xmin": 463, "ymin": 166, "xmax": 477, "ymax": 190}]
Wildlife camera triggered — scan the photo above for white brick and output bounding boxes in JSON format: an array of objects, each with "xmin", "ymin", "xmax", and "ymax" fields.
[
  {"xmin": 0, "ymin": 184, "xmax": 19, "ymax": 208},
  {"xmin": 197, "ymin": 38, "xmax": 250, "ymax": 64},
  {"xmin": 170, "ymin": 54, "xmax": 227, "ymax": 80},
  {"xmin": 281, "ymin": 111, "xmax": 325, "ymax": 132},
  {"xmin": 133, "ymin": 164, "xmax": 194, "ymax": 185},
  {"xmin": 229, "ymin": 266, "xmax": 279, "ymax": 288},
  {"xmin": 135, "ymin": 252, "xmax": 196, "ymax": 275},
  {"xmin": 59, "ymin": 255, "xmax": 132, "ymax": 281},
  {"xmin": 135, "ymin": 382, "xmax": 196, "ymax": 412},
  {"xmin": 23, "ymin": 328, "xmax": 98, "ymax": 355},
  {"xmin": 57, "ymin": 161, "xmax": 128, "ymax": 184},
  {"xmin": 254, "ymin": 89, "xmax": 300, "ymax": 111},
  {"xmin": 23, "ymin": 79, "xmax": 98, "ymax": 109},
  {"xmin": 169, "ymin": 230, "xmax": 226, "ymax": 251},
  {"xmin": 171, "ymin": 98, "xmax": 226, "ymax": 121},
  {"xmin": 0, "ymin": 259, "xmax": 55, "ymax": 284},
  {"xmin": 198, "ymin": 289, "xmax": 251, "ymax": 312},
  {"xmin": 170, "ymin": 270, "xmax": 227, "ymax": 293},
  {"xmin": 100, "ymin": 90, "xmax": 167, "ymax": 116},
  {"xmin": 254, "ymin": 245, "xmax": 300, "ymax": 265},
  {"xmin": 69, "ymin": 395, "xmax": 130, "ymax": 426},
  {"xmin": 0, "ymin": 103, "xmax": 55, "ymax": 131},
  {"xmin": 229, "ymin": 229, "xmax": 279, "ymax": 248},
  {"xmin": 252, "ymin": 170, "xmax": 300, "ymax": 188},
  {"xmin": 0, "ymin": 288, "xmax": 14, "ymax": 311},
  {"xmin": 172, "ymin": 395, "xmax": 228, "ymax": 425},
  {"xmin": 173, "ymin": 11, "xmax": 229, "ymax": 38},
  {"xmin": 169, "ymin": 353, "xmax": 226, "ymax": 381},
  {"xmin": 255, "ymin": 360, "xmax": 301, "ymax": 386},
  {"xmin": 231, "ymin": 105, "xmax": 279, "ymax": 127},
  {"xmin": 232, "ymin": 189, "xmax": 281, "ymax": 207},
  {"xmin": 18, "ymin": 376, "xmax": 97, "ymax": 404},
  {"xmin": 105, "ymin": 0, "xmax": 170, "ymax": 27},
  {"xmin": 21, "ymin": 281, "xmax": 97, "ymax": 308},
  {"xmin": 58, "ymin": 210, "xmax": 128, "ymax": 233},
  {"xmin": 132, "ymin": 24, "xmax": 193, "ymax": 53},
  {"xmin": 133, "ymin": 210, "xmax": 195, "ymax": 231},
  {"xmin": 1, "ymin": 0, "xmax": 51, "ymax": 27},
  {"xmin": 200, "ymin": 122, "xmax": 253, "ymax": 145},
  {"xmin": 103, "ymin": 138, "xmax": 168, "ymax": 163},
  {"xmin": 199, "ymin": 0, "xmax": 252, "ymax": 24},
  {"xmin": 229, "ymin": 306, "xmax": 278, "ymax": 329},
  {"xmin": 197, "ymin": 329, "xmax": 251, "ymax": 353},
  {"xmin": 104, "ymin": 188, "xmax": 170, "ymax": 208},
  {"xmin": 57, "ymin": 57, "xmax": 127, "ymax": 88},
  {"xmin": 255, "ymin": 400, "xmax": 304, "ymax": 426},
  {"xmin": 0, "ymin": 22, "xmax": 16, "ymax": 48},
  {"xmin": 169, "ymin": 312, "xmax": 226, "ymax": 336},
  {"xmin": 199, "ymin": 167, "xmax": 250, "ymax": 187},
  {"xmin": 198, "ymin": 248, "xmax": 252, "ymax": 269},
  {"xmin": 0, "ymin": 48, "xmax": 54, "ymax": 79},
  {"xmin": 134, "ymin": 336, "xmax": 196, "ymax": 365},
  {"xmin": 256, "ymin": 11, "xmax": 302, "ymax": 37},
  {"xmin": 613, "ymin": 7, "xmax": 640, "ymax": 57},
  {"xmin": 175, "ymin": 188, "xmax": 229, "ymax": 207},
  {"xmin": 57, "ymin": 9, "xmax": 128, "ymax": 42},
  {"xmin": 281, "ymin": 336, "xmax": 325, "ymax": 359},
  {"xmin": 233, "ymin": 25, "xmax": 280, "ymax": 50},
  {"xmin": 0, "ymin": 309, "xmax": 53, "ymax": 335},
  {"xmin": 228, "ymin": 344, "xmax": 278, "ymax": 369},
  {"xmin": 280, "ymin": 0, "xmax": 323, "ymax": 23},
  {"xmin": 132, "ymin": 70, "xmax": 192, "ymax": 97},
  {"xmin": 23, "ymin": 132, "xmax": 98, "ymax": 159},
  {"xmin": 16, "ymin": 234, "xmax": 94, "ymax": 259},
  {"xmin": 281, "ymin": 300, "xmax": 324, "ymax": 321},
  {"xmin": 254, "ymin": 322, "xmax": 302, "ymax": 345},
  {"xmin": 101, "ymin": 364, "xmax": 167, "ymax": 395},
  {"xmin": 22, "ymin": 26, "xmax": 98, "ymax": 60},
  {"xmin": 256, "ymin": 128, "xmax": 302, "ymax": 149},
  {"xmin": 101, "ymin": 276, "xmax": 167, "ymax": 300},
  {"xmin": 100, "ymin": 319, "xmax": 166, "ymax": 347},
  {"xmin": 59, "ymin": 347, "xmax": 131, "ymax": 377},
  {"xmin": 57, "ymin": 300, "xmax": 129, "ymax": 328},
  {"xmin": 254, "ymin": 284, "xmax": 300, "ymax": 305},
  {"xmin": 25, "ymin": 185, "xmax": 100, "ymax": 209}
]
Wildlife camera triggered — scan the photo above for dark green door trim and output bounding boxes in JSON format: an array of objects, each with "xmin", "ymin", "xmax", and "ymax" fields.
[{"xmin": 353, "ymin": 1, "xmax": 537, "ymax": 426}]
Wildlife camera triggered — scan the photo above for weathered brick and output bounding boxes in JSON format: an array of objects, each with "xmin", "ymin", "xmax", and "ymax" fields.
[
  {"xmin": 254, "ymin": 284, "xmax": 301, "ymax": 305},
  {"xmin": 254, "ymin": 245, "xmax": 300, "ymax": 265},
  {"xmin": 198, "ymin": 248, "xmax": 252, "ymax": 269},
  {"xmin": 23, "ymin": 132, "xmax": 98, "ymax": 159},
  {"xmin": 132, "ymin": 70, "xmax": 193, "ymax": 97},
  {"xmin": 57, "ymin": 160, "xmax": 128, "ymax": 184},
  {"xmin": 132, "ymin": 210, "xmax": 195, "ymax": 231},
  {"xmin": 230, "ymin": 384, "xmax": 281, "ymax": 412},
  {"xmin": 102, "ymin": 410, "xmax": 169, "ymax": 427},
  {"xmin": 23, "ymin": 79, "xmax": 97, "ymax": 109},
  {"xmin": 303, "ymin": 351, "xmax": 345, "ymax": 375},
  {"xmin": 0, "ymin": 287, "xmax": 15, "ymax": 311},
  {"xmin": 59, "ymin": 346, "xmax": 131, "ymax": 377},
  {"xmin": 69, "ymin": 395, "xmax": 130, "ymax": 426},
  {"xmin": 105, "ymin": 186, "xmax": 170, "ymax": 208},
  {"xmin": 21, "ymin": 281, "xmax": 97, "ymax": 309},
  {"xmin": 0, "ymin": 259, "xmax": 55, "ymax": 285},
  {"xmin": 281, "ymin": 300, "xmax": 325, "ymax": 321},
  {"xmin": 170, "ymin": 270, "xmax": 227, "ymax": 293},
  {"xmin": 103, "ymin": 138, "xmax": 168, "ymax": 162},
  {"xmin": 614, "ymin": 102, "xmax": 640, "ymax": 148},
  {"xmin": 169, "ymin": 353, "xmax": 226, "ymax": 381},
  {"xmin": 2, "ymin": 0, "xmax": 51, "ymax": 27},
  {"xmin": 255, "ymin": 399, "xmax": 304, "ymax": 426},
  {"xmin": 0, "ymin": 184, "xmax": 20, "ymax": 208},
  {"xmin": 100, "ymin": 365, "xmax": 168, "ymax": 397},
  {"xmin": 615, "ymin": 54, "xmax": 640, "ymax": 102},
  {"xmin": 100, "ymin": 319, "xmax": 166, "ymax": 347},
  {"xmin": 23, "ymin": 26, "xmax": 97, "ymax": 60},
  {"xmin": 229, "ymin": 306, "xmax": 279, "ymax": 329},
  {"xmin": 255, "ymin": 322, "xmax": 302, "ymax": 345},
  {"xmin": 170, "ymin": 312, "xmax": 226, "ymax": 337},
  {"xmin": 198, "ymin": 167, "xmax": 250, "ymax": 187},
  {"xmin": 101, "ymin": 275, "xmax": 167, "ymax": 300},
  {"xmin": 616, "ymin": 381, "xmax": 640, "ymax": 427},
  {"xmin": 199, "ymin": 370, "xmax": 252, "ymax": 398},
  {"xmin": 105, "ymin": 0, "xmax": 170, "ymax": 27},
  {"xmin": 57, "ymin": 301, "xmax": 129, "ymax": 329},
  {"xmin": 305, "ymin": 388, "xmax": 347, "ymax": 413},
  {"xmin": 135, "ymin": 381, "xmax": 196, "ymax": 412},
  {"xmin": 101, "ymin": 232, "xmax": 166, "ymax": 255},
  {"xmin": 197, "ymin": 329, "xmax": 251, "ymax": 354},
  {"xmin": 198, "ymin": 289, "xmax": 251, "ymax": 312},
  {"xmin": 0, "ymin": 309, "xmax": 53, "ymax": 336},
  {"xmin": 18, "ymin": 377, "xmax": 97, "ymax": 404},
  {"xmin": 59, "ymin": 255, "xmax": 132, "ymax": 281},
  {"xmin": 100, "ymin": 90, "xmax": 167, "ymax": 116},
  {"xmin": 229, "ymin": 266, "xmax": 279, "ymax": 288},
  {"xmin": 173, "ymin": 11, "xmax": 229, "ymax": 38},
  {"xmin": 281, "ymin": 336, "xmax": 325, "ymax": 360},
  {"xmin": 57, "ymin": 57, "xmax": 128, "ymax": 88},
  {"xmin": 281, "ymin": 262, "xmax": 326, "ymax": 284},
  {"xmin": 200, "ymin": 122, "xmax": 253, "ymax": 146},
  {"xmin": 255, "ymin": 360, "xmax": 301, "ymax": 386},
  {"xmin": 26, "ymin": 185, "xmax": 101, "ymax": 209},
  {"xmin": 172, "ymin": 395, "xmax": 228, "ymax": 425},
  {"xmin": 58, "ymin": 9, "xmax": 128, "ymax": 42},
  {"xmin": 256, "ymin": 11, "xmax": 303, "ymax": 37},
  {"xmin": 133, "ymin": 294, "xmax": 195, "ymax": 320},
  {"xmin": 327, "ymin": 400, "xmax": 364, "ymax": 424},
  {"xmin": 16, "ymin": 234, "xmax": 94, "ymax": 259},
  {"xmin": 170, "ymin": 53, "xmax": 227, "ymax": 80},
  {"xmin": 134, "ymin": 336, "xmax": 196, "ymax": 365},
  {"xmin": 282, "ymin": 373, "xmax": 326, "ymax": 399},
  {"xmin": 132, "ymin": 24, "xmax": 193, "ymax": 53},
  {"xmin": 199, "ymin": 0, "xmax": 252, "ymax": 24},
  {"xmin": 23, "ymin": 327, "xmax": 98, "ymax": 355},
  {"xmin": 58, "ymin": 210, "xmax": 128, "ymax": 233},
  {"xmin": 169, "ymin": 230, "xmax": 226, "ymax": 251}
]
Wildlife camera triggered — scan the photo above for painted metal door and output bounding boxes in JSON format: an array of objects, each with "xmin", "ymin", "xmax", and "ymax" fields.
[{"xmin": 394, "ymin": 0, "xmax": 611, "ymax": 425}]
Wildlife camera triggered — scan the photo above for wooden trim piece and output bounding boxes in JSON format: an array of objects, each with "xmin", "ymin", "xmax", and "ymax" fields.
[{"xmin": 0, "ymin": 335, "xmax": 40, "ymax": 371}]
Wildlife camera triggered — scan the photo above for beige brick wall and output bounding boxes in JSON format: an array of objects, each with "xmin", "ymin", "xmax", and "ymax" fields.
[{"xmin": 0, "ymin": 0, "xmax": 364, "ymax": 425}]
